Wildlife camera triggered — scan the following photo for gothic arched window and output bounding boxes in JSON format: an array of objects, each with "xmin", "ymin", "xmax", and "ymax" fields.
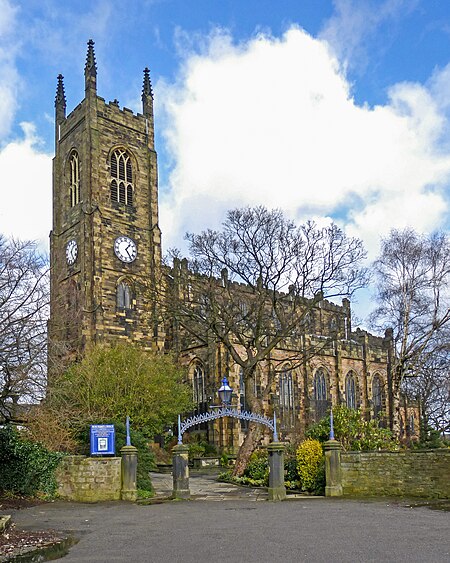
[
  {"xmin": 329, "ymin": 317, "xmax": 338, "ymax": 334},
  {"xmin": 313, "ymin": 368, "xmax": 328, "ymax": 422},
  {"xmin": 372, "ymin": 374, "xmax": 383, "ymax": 419},
  {"xmin": 193, "ymin": 364, "xmax": 206, "ymax": 408},
  {"xmin": 117, "ymin": 281, "xmax": 132, "ymax": 310},
  {"xmin": 346, "ymin": 372, "xmax": 357, "ymax": 410},
  {"xmin": 278, "ymin": 368, "xmax": 295, "ymax": 430},
  {"xmin": 69, "ymin": 151, "xmax": 80, "ymax": 207},
  {"xmin": 110, "ymin": 149, "xmax": 134, "ymax": 206}
]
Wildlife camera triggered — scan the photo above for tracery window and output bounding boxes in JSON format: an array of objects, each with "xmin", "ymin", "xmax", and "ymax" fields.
[
  {"xmin": 313, "ymin": 368, "xmax": 328, "ymax": 422},
  {"xmin": 193, "ymin": 364, "xmax": 206, "ymax": 408},
  {"xmin": 372, "ymin": 375, "xmax": 383, "ymax": 419},
  {"xmin": 117, "ymin": 281, "xmax": 132, "ymax": 310},
  {"xmin": 279, "ymin": 369, "xmax": 295, "ymax": 429},
  {"xmin": 69, "ymin": 151, "xmax": 80, "ymax": 207},
  {"xmin": 110, "ymin": 149, "xmax": 134, "ymax": 206},
  {"xmin": 346, "ymin": 372, "xmax": 357, "ymax": 410}
]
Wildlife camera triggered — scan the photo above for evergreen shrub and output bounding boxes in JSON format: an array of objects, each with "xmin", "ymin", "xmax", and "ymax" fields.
[
  {"xmin": 296, "ymin": 439, "xmax": 325, "ymax": 494},
  {"xmin": 282, "ymin": 445, "xmax": 300, "ymax": 489},
  {"xmin": 0, "ymin": 426, "xmax": 63, "ymax": 497},
  {"xmin": 242, "ymin": 449, "xmax": 269, "ymax": 486}
]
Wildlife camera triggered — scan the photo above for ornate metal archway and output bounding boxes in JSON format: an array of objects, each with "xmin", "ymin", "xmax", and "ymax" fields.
[{"xmin": 177, "ymin": 407, "xmax": 278, "ymax": 444}]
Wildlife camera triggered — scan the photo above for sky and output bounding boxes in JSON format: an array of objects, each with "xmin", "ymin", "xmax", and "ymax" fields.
[{"xmin": 1, "ymin": 0, "xmax": 450, "ymax": 323}]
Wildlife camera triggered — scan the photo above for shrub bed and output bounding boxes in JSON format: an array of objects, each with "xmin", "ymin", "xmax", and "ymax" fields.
[{"xmin": 0, "ymin": 426, "xmax": 63, "ymax": 497}]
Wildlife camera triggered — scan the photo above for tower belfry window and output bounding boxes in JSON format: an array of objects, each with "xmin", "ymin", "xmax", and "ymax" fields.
[
  {"xmin": 110, "ymin": 149, "xmax": 134, "ymax": 206},
  {"xmin": 69, "ymin": 151, "xmax": 80, "ymax": 207}
]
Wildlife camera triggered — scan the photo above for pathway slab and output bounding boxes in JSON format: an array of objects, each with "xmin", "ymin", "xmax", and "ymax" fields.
[{"xmin": 150, "ymin": 470, "xmax": 268, "ymax": 501}]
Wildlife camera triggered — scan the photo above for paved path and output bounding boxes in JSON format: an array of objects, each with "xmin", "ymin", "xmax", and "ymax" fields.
[
  {"xmin": 10, "ymin": 496, "xmax": 450, "ymax": 562},
  {"xmin": 150, "ymin": 469, "xmax": 268, "ymax": 501}
]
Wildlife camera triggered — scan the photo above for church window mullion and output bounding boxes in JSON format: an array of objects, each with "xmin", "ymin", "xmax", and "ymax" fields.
[{"xmin": 110, "ymin": 149, "xmax": 134, "ymax": 208}]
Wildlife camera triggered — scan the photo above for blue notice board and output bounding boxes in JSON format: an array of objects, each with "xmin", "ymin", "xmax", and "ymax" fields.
[{"xmin": 90, "ymin": 424, "xmax": 115, "ymax": 456}]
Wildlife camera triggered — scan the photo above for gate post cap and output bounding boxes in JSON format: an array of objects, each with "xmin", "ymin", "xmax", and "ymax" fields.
[
  {"xmin": 324, "ymin": 439, "xmax": 342, "ymax": 451},
  {"xmin": 120, "ymin": 445, "xmax": 138, "ymax": 454},
  {"xmin": 172, "ymin": 443, "xmax": 189, "ymax": 453},
  {"xmin": 267, "ymin": 441, "xmax": 285, "ymax": 451}
]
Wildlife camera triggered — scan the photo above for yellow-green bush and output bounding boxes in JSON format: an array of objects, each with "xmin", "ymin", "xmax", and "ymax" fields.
[{"xmin": 296, "ymin": 439, "xmax": 325, "ymax": 493}]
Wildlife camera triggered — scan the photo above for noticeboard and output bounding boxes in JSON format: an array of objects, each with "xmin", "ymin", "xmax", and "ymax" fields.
[{"xmin": 90, "ymin": 424, "xmax": 115, "ymax": 456}]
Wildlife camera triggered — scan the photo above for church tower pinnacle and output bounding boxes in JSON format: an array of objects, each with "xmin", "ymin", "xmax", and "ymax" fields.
[
  {"xmin": 54, "ymin": 74, "xmax": 66, "ymax": 148},
  {"xmin": 142, "ymin": 67, "xmax": 153, "ymax": 114},
  {"xmin": 142, "ymin": 67, "xmax": 154, "ymax": 145},
  {"xmin": 84, "ymin": 39, "xmax": 97, "ymax": 93},
  {"xmin": 55, "ymin": 74, "xmax": 66, "ymax": 112}
]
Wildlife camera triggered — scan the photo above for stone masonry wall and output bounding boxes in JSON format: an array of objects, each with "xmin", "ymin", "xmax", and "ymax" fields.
[
  {"xmin": 341, "ymin": 449, "xmax": 450, "ymax": 498},
  {"xmin": 56, "ymin": 456, "xmax": 121, "ymax": 502}
]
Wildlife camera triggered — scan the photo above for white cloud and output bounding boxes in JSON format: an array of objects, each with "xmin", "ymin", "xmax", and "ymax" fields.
[
  {"xmin": 0, "ymin": 123, "xmax": 52, "ymax": 250},
  {"xmin": 158, "ymin": 26, "xmax": 450, "ymax": 256},
  {"xmin": 0, "ymin": 3, "xmax": 52, "ymax": 249}
]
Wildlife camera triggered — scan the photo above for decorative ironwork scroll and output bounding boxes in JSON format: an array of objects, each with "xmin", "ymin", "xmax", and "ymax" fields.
[{"xmin": 177, "ymin": 408, "xmax": 278, "ymax": 444}]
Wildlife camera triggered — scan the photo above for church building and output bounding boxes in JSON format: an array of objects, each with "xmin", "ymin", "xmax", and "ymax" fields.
[{"xmin": 49, "ymin": 41, "xmax": 415, "ymax": 448}]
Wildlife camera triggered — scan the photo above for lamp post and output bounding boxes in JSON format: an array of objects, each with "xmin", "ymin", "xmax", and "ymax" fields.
[{"xmin": 218, "ymin": 376, "xmax": 233, "ymax": 406}]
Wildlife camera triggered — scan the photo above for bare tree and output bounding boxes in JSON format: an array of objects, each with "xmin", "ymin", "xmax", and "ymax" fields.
[
  {"xmin": 402, "ymin": 336, "xmax": 450, "ymax": 438},
  {"xmin": 164, "ymin": 207, "xmax": 368, "ymax": 474},
  {"xmin": 371, "ymin": 228, "xmax": 450, "ymax": 436},
  {"xmin": 0, "ymin": 235, "xmax": 49, "ymax": 423}
]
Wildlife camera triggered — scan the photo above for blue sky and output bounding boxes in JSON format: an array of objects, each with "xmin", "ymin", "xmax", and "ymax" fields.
[{"xmin": 1, "ymin": 0, "xmax": 450, "ymax": 322}]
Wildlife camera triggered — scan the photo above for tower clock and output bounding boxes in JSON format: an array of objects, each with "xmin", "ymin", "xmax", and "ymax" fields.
[{"xmin": 49, "ymin": 40, "xmax": 162, "ymax": 369}]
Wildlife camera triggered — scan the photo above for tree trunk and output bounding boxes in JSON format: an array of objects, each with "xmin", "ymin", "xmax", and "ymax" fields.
[
  {"xmin": 232, "ymin": 421, "xmax": 263, "ymax": 477},
  {"xmin": 391, "ymin": 376, "xmax": 402, "ymax": 439}
]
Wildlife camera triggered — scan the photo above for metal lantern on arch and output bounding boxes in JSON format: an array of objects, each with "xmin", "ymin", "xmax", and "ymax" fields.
[{"xmin": 218, "ymin": 376, "xmax": 233, "ymax": 405}]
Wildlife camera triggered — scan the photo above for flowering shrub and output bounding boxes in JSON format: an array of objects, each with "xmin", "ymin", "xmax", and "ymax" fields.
[{"xmin": 296, "ymin": 439, "xmax": 325, "ymax": 494}]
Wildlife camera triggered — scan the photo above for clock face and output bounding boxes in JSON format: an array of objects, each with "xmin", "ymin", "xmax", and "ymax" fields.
[
  {"xmin": 114, "ymin": 236, "xmax": 137, "ymax": 263},
  {"xmin": 66, "ymin": 239, "xmax": 78, "ymax": 265}
]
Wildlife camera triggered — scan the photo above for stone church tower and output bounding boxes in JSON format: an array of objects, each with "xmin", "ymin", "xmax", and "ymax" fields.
[{"xmin": 49, "ymin": 40, "xmax": 162, "ymax": 369}]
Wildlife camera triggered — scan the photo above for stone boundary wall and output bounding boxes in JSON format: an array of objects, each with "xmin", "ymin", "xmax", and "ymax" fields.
[
  {"xmin": 56, "ymin": 456, "xmax": 121, "ymax": 502},
  {"xmin": 341, "ymin": 449, "xmax": 450, "ymax": 498}
]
